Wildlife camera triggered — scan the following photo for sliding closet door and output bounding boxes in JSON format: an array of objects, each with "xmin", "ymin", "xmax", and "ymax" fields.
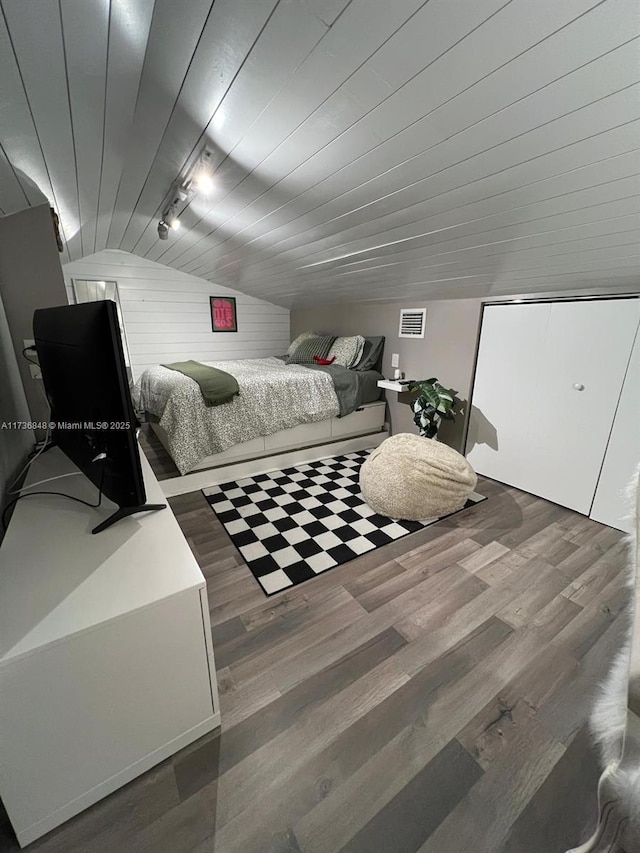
[
  {"xmin": 590, "ymin": 324, "xmax": 640, "ymax": 531},
  {"xmin": 467, "ymin": 299, "xmax": 640, "ymax": 514},
  {"xmin": 524, "ymin": 299, "xmax": 640, "ymax": 513},
  {"xmin": 466, "ymin": 302, "xmax": 551, "ymax": 491}
]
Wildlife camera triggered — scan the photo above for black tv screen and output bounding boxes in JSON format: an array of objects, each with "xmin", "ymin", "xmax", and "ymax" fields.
[{"xmin": 33, "ymin": 301, "xmax": 164, "ymax": 533}]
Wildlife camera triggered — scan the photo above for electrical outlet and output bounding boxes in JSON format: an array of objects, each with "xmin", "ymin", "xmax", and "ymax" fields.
[
  {"xmin": 29, "ymin": 363, "xmax": 42, "ymax": 380},
  {"xmin": 23, "ymin": 339, "xmax": 35, "ymax": 350},
  {"xmin": 391, "ymin": 353, "xmax": 400, "ymax": 368}
]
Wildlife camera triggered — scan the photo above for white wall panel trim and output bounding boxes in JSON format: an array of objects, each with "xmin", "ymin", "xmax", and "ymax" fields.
[{"xmin": 62, "ymin": 250, "xmax": 289, "ymax": 379}]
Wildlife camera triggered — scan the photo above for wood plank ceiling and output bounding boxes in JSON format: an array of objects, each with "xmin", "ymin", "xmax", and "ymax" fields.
[{"xmin": 0, "ymin": 0, "xmax": 638, "ymax": 307}]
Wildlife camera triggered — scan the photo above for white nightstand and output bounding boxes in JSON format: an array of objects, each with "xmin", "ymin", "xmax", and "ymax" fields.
[{"xmin": 377, "ymin": 380, "xmax": 414, "ymax": 393}]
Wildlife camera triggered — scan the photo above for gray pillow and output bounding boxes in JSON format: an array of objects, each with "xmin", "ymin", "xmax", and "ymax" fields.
[
  {"xmin": 286, "ymin": 330, "xmax": 317, "ymax": 356},
  {"xmin": 355, "ymin": 336, "xmax": 385, "ymax": 371},
  {"xmin": 328, "ymin": 335, "xmax": 365, "ymax": 368},
  {"xmin": 287, "ymin": 335, "xmax": 336, "ymax": 364}
]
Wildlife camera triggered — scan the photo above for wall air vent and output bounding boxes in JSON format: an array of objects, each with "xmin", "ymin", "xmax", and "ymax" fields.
[{"xmin": 398, "ymin": 308, "xmax": 426, "ymax": 339}]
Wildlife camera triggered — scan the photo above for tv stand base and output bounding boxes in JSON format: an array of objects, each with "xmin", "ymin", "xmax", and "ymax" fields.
[{"xmin": 92, "ymin": 503, "xmax": 166, "ymax": 534}]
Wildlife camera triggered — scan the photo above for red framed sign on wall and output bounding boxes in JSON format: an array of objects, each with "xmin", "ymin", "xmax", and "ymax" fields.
[{"xmin": 210, "ymin": 296, "xmax": 237, "ymax": 332}]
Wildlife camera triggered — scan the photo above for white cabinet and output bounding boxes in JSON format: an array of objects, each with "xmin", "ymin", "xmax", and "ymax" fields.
[
  {"xmin": 0, "ymin": 447, "xmax": 220, "ymax": 847},
  {"xmin": 466, "ymin": 298, "xmax": 640, "ymax": 518}
]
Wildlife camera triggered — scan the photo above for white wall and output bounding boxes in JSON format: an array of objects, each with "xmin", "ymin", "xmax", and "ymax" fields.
[
  {"xmin": 0, "ymin": 291, "xmax": 33, "ymax": 540},
  {"xmin": 62, "ymin": 250, "xmax": 290, "ymax": 380},
  {"xmin": 292, "ymin": 298, "xmax": 482, "ymax": 451},
  {"xmin": 0, "ymin": 204, "xmax": 69, "ymax": 427}
]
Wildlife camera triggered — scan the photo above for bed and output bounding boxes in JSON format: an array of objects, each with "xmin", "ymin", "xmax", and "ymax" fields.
[{"xmin": 132, "ymin": 346, "xmax": 385, "ymax": 475}]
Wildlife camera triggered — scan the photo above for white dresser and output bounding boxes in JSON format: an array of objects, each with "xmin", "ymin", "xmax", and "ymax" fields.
[{"xmin": 0, "ymin": 446, "xmax": 220, "ymax": 847}]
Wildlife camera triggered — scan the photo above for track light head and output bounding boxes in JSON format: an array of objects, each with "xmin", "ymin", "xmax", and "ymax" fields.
[
  {"xmin": 157, "ymin": 149, "xmax": 214, "ymax": 242},
  {"xmin": 165, "ymin": 211, "xmax": 180, "ymax": 230},
  {"xmin": 190, "ymin": 150, "xmax": 214, "ymax": 195},
  {"xmin": 159, "ymin": 200, "xmax": 180, "ymax": 238},
  {"xmin": 192, "ymin": 170, "xmax": 214, "ymax": 195}
]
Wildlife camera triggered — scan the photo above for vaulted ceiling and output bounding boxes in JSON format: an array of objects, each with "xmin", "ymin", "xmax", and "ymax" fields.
[{"xmin": 0, "ymin": 0, "xmax": 638, "ymax": 307}]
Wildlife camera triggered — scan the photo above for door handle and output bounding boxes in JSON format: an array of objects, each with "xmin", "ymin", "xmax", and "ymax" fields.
[{"xmin": 573, "ymin": 383, "xmax": 585, "ymax": 391}]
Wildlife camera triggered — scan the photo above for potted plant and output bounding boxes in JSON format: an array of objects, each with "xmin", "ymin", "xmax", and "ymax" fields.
[{"xmin": 407, "ymin": 377, "xmax": 456, "ymax": 439}]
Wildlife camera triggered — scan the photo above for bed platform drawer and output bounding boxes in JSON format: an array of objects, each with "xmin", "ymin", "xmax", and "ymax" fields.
[
  {"xmin": 191, "ymin": 436, "xmax": 266, "ymax": 469},
  {"xmin": 331, "ymin": 401, "xmax": 386, "ymax": 439},
  {"xmin": 265, "ymin": 419, "xmax": 332, "ymax": 450}
]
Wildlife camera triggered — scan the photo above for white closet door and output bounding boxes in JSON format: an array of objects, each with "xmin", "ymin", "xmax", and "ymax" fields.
[
  {"xmin": 467, "ymin": 299, "xmax": 640, "ymax": 514},
  {"xmin": 590, "ymin": 324, "xmax": 640, "ymax": 531},
  {"xmin": 466, "ymin": 302, "xmax": 551, "ymax": 490},
  {"xmin": 526, "ymin": 299, "xmax": 640, "ymax": 513}
]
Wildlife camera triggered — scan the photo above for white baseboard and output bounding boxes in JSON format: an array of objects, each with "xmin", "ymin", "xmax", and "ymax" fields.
[{"xmin": 156, "ymin": 431, "xmax": 389, "ymax": 497}]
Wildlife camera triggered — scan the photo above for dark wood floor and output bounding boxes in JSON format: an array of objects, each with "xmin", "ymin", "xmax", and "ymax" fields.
[
  {"xmin": 0, "ymin": 466, "xmax": 631, "ymax": 853},
  {"xmin": 139, "ymin": 422, "xmax": 181, "ymax": 480}
]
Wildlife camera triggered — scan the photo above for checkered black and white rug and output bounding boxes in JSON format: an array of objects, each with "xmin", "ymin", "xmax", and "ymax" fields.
[{"xmin": 203, "ymin": 450, "xmax": 485, "ymax": 596}]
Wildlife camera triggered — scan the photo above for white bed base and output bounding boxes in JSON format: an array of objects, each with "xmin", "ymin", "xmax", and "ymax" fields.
[{"xmin": 150, "ymin": 400, "xmax": 388, "ymax": 497}]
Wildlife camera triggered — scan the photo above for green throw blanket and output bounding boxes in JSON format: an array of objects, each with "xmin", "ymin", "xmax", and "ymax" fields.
[{"xmin": 162, "ymin": 360, "xmax": 239, "ymax": 407}]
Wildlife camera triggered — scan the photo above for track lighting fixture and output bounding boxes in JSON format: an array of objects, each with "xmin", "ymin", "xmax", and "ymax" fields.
[
  {"xmin": 156, "ymin": 149, "xmax": 214, "ymax": 240},
  {"xmin": 191, "ymin": 157, "xmax": 214, "ymax": 194},
  {"xmin": 157, "ymin": 197, "xmax": 181, "ymax": 239},
  {"xmin": 165, "ymin": 210, "xmax": 181, "ymax": 230},
  {"xmin": 182, "ymin": 149, "xmax": 214, "ymax": 197}
]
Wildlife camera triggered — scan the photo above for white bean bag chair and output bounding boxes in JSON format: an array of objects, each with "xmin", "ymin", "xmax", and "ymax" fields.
[{"xmin": 359, "ymin": 433, "xmax": 477, "ymax": 521}]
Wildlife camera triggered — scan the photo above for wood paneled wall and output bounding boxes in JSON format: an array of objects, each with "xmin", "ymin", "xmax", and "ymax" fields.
[
  {"xmin": 62, "ymin": 250, "xmax": 289, "ymax": 380},
  {"xmin": 1, "ymin": 2, "xmax": 637, "ymax": 304}
]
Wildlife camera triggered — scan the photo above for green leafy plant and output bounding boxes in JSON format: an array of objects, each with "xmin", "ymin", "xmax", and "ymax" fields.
[{"xmin": 407, "ymin": 377, "xmax": 456, "ymax": 439}]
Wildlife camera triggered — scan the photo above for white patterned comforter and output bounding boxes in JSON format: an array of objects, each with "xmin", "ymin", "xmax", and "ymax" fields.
[{"xmin": 132, "ymin": 357, "xmax": 340, "ymax": 474}]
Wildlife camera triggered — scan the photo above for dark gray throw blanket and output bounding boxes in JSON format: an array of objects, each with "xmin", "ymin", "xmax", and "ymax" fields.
[
  {"xmin": 301, "ymin": 363, "xmax": 362, "ymax": 416},
  {"xmin": 162, "ymin": 360, "xmax": 239, "ymax": 407}
]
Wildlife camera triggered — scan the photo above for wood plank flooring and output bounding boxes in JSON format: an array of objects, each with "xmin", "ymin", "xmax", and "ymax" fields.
[
  {"xmin": 0, "ymin": 473, "xmax": 631, "ymax": 853},
  {"xmin": 139, "ymin": 422, "xmax": 180, "ymax": 480}
]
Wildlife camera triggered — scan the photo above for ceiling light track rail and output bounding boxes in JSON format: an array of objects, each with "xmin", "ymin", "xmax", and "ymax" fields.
[{"xmin": 157, "ymin": 149, "xmax": 214, "ymax": 240}]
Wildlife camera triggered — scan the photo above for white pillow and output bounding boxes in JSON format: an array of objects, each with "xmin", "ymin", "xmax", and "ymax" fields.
[
  {"xmin": 328, "ymin": 335, "xmax": 365, "ymax": 368},
  {"xmin": 287, "ymin": 330, "xmax": 318, "ymax": 356}
]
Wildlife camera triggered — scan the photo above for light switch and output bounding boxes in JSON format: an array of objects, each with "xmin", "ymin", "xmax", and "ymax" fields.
[{"xmin": 391, "ymin": 353, "xmax": 400, "ymax": 368}]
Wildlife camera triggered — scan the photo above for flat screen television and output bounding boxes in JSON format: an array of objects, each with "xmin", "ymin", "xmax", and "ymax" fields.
[{"xmin": 33, "ymin": 301, "xmax": 164, "ymax": 533}]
